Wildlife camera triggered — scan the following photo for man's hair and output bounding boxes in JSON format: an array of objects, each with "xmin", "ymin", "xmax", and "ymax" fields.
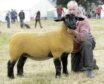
[{"xmin": 67, "ymin": 0, "xmax": 78, "ymax": 9}]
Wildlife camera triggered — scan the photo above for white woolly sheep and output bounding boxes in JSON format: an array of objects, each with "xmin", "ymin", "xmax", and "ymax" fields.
[{"xmin": 7, "ymin": 14, "xmax": 84, "ymax": 79}]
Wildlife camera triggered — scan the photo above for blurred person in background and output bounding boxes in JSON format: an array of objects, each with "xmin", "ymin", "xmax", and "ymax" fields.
[
  {"xmin": 57, "ymin": 4, "xmax": 64, "ymax": 19},
  {"xmin": 35, "ymin": 11, "xmax": 43, "ymax": 28},
  {"xmin": 18, "ymin": 10, "xmax": 25, "ymax": 28},
  {"xmin": 5, "ymin": 11, "xmax": 11, "ymax": 28},
  {"xmin": 95, "ymin": 5, "xmax": 102, "ymax": 19}
]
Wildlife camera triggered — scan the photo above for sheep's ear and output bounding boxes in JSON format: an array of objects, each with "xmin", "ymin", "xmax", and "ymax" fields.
[
  {"xmin": 75, "ymin": 17, "xmax": 84, "ymax": 21},
  {"xmin": 54, "ymin": 17, "xmax": 64, "ymax": 22}
]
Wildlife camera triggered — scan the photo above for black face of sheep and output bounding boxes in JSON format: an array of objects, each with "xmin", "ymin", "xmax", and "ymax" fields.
[{"xmin": 54, "ymin": 14, "xmax": 84, "ymax": 29}]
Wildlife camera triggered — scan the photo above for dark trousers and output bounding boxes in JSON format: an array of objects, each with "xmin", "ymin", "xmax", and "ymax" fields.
[
  {"xmin": 7, "ymin": 20, "xmax": 10, "ymax": 28},
  {"xmin": 71, "ymin": 38, "xmax": 96, "ymax": 72},
  {"xmin": 20, "ymin": 19, "xmax": 24, "ymax": 28},
  {"xmin": 96, "ymin": 13, "xmax": 100, "ymax": 19},
  {"xmin": 35, "ymin": 20, "xmax": 42, "ymax": 28},
  {"xmin": 58, "ymin": 14, "xmax": 62, "ymax": 19}
]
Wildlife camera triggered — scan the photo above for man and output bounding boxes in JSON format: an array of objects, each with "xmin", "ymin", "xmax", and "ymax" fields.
[
  {"xmin": 35, "ymin": 11, "xmax": 43, "ymax": 28},
  {"xmin": 67, "ymin": 1, "xmax": 98, "ymax": 78},
  {"xmin": 19, "ymin": 10, "xmax": 25, "ymax": 28},
  {"xmin": 95, "ymin": 5, "xmax": 102, "ymax": 19},
  {"xmin": 57, "ymin": 5, "xmax": 64, "ymax": 19},
  {"xmin": 5, "ymin": 11, "xmax": 10, "ymax": 28}
]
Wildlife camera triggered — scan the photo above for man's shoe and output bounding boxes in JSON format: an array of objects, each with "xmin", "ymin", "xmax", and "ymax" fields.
[{"xmin": 86, "ymin": 70, "xmax": 94, "ymax": 78}]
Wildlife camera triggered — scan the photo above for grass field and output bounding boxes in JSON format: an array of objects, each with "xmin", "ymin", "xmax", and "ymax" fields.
[{"xmin": 0, "ymin": 19, "xmax": 104, "ymax": 84}]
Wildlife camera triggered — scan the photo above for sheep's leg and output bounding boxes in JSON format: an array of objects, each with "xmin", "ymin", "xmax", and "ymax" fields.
[
  {"xmin": 54, "ymin": 58, "xmax": 61, "ymax": 78},
  {"xmin": 17, "ymin": 55, "xmax": 27, "ymax": 76},
  {"xmin": 7, "ymin": 60, "xmax": 16, "ymax": 79},
  {"xmin": 61, "ymin": 53, "xmax": 69, "ymax": 76}
]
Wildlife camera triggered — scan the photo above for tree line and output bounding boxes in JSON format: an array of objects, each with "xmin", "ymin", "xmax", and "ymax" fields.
[{"xmin": 57, "ymin": 0, "xmax": 104, "ymax": 11}]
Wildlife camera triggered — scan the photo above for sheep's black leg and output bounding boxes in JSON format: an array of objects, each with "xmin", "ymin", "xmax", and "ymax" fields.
[
  {"xmin": 54, "ymin": 58, "xmax": 61, "ymax": 78},
  {"xmin": 7, "ymin": 60, "xmax": 16, "ymax": 79},
  {"xmin": 17, "ymin": 55, "xmax": 27, "ymax": 76},
  {"xmin": 61, "ymin": 53, "xmax": 69, "ymax": 76}
]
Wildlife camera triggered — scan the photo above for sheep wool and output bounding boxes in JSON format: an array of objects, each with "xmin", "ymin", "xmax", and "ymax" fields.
[{"xmin": 9, "ymin": 22, "xmax": 73, "ymax": 61}]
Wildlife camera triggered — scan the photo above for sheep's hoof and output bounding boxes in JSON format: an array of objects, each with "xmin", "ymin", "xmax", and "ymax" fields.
[
  {"xmin": 17, "ymin": 70, "xmax": 24, "ymax": 77},
  {"xmin": 63, "ymin": 72, "xmax": 69, "ymax": 76},
  {"xmin": 8, "ymin": 75, "xmax": 14, "ymax": 79},
  {"xmin": 17, "ymin": 73, "xmax": 24, "ymax": 77},
  {"xmin": 64, "ymin": 73, "xmax": 69, "ymax": 77},
  {"xmin": 55, "ymin": 75, "xmax": 61, "ymax": 78}
]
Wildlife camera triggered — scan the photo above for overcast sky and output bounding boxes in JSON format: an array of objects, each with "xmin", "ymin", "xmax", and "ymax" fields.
[{"xmin": 0, "ymin": 0, "xmax": 46, "ymax": 11}]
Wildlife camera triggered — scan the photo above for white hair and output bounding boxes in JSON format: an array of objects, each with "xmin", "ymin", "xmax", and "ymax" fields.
[{"xmin": 67, "ymin": 1, "xmax": 79, "ymax": 9}]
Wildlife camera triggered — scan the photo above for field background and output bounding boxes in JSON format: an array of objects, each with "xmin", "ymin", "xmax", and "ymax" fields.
[{"xmin": 0, "ymin": 19, "xmax": 104, "ymax": 84}]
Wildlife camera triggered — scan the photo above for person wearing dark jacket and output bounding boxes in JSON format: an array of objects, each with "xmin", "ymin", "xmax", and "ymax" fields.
[
  {"xmin": 5, "ymin": 11, "xmax": 10, "ymax": 28},
  {"xmin": 35, "ymin": 11, "xmax": 43, "ymax": 28},
  {"xmin": 19, "ymin": 10, "xmax": 25, "ymax": 28}
]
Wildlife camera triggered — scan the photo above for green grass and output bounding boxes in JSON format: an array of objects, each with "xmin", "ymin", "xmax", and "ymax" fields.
[
  {"xmin": 0, "ymin": 19, "xmax": 104, "ymax": 84},
  {"xmin": 89, "ymin": 19, "xmax": 104, "ymax": 50},
  {"xmin": 0, "ymin": 33, "xmax": 11, "ymax": 50}
]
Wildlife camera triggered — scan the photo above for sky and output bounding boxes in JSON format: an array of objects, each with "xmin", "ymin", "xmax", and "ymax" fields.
[
  {"xmin": 0, "ymin": 0, "xmax": 57, "ymax": 11},
  {"xmin": 0, "ymin": 0, "xmax": 44, "ymax": 11}
]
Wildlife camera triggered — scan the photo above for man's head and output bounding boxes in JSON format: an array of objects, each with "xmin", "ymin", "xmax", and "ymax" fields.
[{"xmin": 67, "ymin": 1, "xmax": 79, "ymax": 16}]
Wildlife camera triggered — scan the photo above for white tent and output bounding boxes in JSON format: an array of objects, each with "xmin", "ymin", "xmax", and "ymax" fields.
[
  {"xmin": 0, "ymin": 0, "xmax": 56, "ymax": 22},
  {"xmin": 30, "ymin": 0, "xmax": 56, "ymax": 18}
]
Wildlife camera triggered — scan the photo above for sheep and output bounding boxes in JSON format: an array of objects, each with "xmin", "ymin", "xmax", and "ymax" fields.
[{"xmin": 7, "ymin": 14, "xmax": 84, "ymax": 79}]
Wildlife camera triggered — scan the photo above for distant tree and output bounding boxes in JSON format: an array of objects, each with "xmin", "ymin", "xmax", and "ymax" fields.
[{"xmin": 57, "ymin": 0, "xmax": 104, "ymax": 10}]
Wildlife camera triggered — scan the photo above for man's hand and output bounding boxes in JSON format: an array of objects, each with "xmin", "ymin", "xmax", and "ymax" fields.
[{"xmin": 67, "ymin": 29, "xmax": 78, "ymax": 35}]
